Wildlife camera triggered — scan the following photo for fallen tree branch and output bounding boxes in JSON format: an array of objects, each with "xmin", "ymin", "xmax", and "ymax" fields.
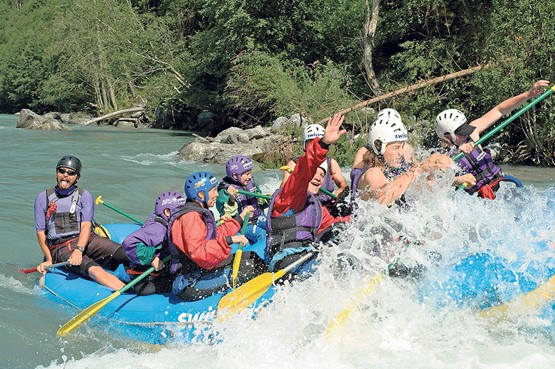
[
  {"xmin": 84, "ymin": 107, "xmax": 145, "ymax": 126},
  {"xmin": 317, "ymin": 63, "xmax": 493, "ymax": 124}
]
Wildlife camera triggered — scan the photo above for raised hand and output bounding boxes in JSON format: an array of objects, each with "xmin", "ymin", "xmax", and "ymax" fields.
[
  {"xmin": 322, "ymin": 112, "xmax": 347, "ymax": 145},
  {"xmin": 528, "ymin": 80, "xmax": 550, "ymax": 98}
]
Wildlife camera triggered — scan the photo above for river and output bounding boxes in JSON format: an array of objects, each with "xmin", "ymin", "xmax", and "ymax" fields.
[{"xmin": 1, "ymin": 113, "xmax": 554, "ymax": 369}]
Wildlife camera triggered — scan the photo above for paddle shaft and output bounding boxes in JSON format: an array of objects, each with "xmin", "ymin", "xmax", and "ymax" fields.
[
  {"xmin": 95, "ymin": 195, "xmax": 143, "ymax": 224},
  {"xmin": 453, "ymin": 86, "xmax": 555, "ymax": 163},
  {"xmin": 237, "ymin": 189, "xmax": 271, "ymax": 200},
  {"xmin": 57, "ymin": 255, "xmax": 171, "ymax": 336},
  {"xmin": 231, "ymin": 213, "xmax": 250, "ymax": 289},
  {"xmin": 20, "ymin": 261, "xmax": 69, "ymax": 274}
]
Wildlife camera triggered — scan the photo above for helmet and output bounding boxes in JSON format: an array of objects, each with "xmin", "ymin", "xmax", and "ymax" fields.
[
  {"xmin": 184, "ymin": 171, "xmax": 218, "ymax": 203},
  {"xmin": 368, "ymin": 117, "xmax": 408, "ymax": 155},
  {"xmin": 435, "ymin": 109, "xmax": 467, "ymax": 143},
  {"xmin": 318, "ymin": 160, "xmax": 328, "ymax": 174},
  {"xmin": 226, "ymin": 155, "xmax": 254, "ymax": 178},
  {"xmin": 377, "ymin": 108, "xmax": 401, "ymax": 123},
  {"xmin": 302, "ymin": 124, "xmax": 325, "ymax": 146},
  {"xmin": 155, "ymin": 191, "xmax": 184, "ymax": 218},
  {"xmin": 56, "ymin": 155, "xmax": 82, "ymax": 175}
]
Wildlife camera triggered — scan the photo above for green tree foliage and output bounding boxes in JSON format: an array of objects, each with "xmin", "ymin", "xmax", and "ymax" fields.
[{"xmin": 0, "ymin": 0, "xmax": 554, "ymax": 164}]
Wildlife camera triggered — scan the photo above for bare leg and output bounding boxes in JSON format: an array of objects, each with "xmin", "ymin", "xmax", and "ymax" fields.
[{"xmin": 88, "ymin": 266, "xmax": 125, "ymax": 290}]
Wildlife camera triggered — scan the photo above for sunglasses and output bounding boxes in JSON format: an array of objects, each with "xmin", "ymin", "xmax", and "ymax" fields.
[{"xmin": 57, "ymin": 168, "xmax": 77, "ymax": 176}]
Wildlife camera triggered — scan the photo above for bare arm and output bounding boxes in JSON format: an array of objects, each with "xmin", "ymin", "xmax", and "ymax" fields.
[
  {"xmin": 279, "ymin": 159, "xmax": 296, "ymax": 188},
  {"xmin": 330, "ymin": 158, "xmax": 348, "ymax": 195},
  {"xmin": 470, "ymin": 80, "xmax": 550, "ymax": 136}
]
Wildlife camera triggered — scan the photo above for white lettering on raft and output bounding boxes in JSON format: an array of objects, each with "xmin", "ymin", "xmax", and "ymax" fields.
[{"xmin": 177, "ymin": 310, "xmax": 216, "ymax": 323}]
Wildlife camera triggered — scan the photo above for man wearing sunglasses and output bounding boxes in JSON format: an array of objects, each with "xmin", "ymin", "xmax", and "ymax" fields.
[{"xmin": 33, "ymin": 155, "xmax": 129, "ymax": 290}]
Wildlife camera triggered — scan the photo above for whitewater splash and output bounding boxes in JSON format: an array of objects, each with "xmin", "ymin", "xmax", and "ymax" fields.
[{"xmin": 39, "ymin": 179, "xmax": 555, "ymax": 369}]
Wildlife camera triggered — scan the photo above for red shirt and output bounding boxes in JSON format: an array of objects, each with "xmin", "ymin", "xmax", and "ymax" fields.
[
  {"xmin": 170, "ymin": 212, "xmax": 240, "ymax": 270},
  {"xmin": 272, "ymin": 138, "xmax": 350, "ymax": 233}
]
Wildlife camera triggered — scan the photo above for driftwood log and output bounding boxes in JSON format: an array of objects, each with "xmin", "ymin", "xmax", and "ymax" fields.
[
  {"xmin": 83, "ymin": 106, "xmax": 144, "ymax": 126},
  {"xmin": 317, "ymin": 64, "xmax": 493, "ymax": 124}
]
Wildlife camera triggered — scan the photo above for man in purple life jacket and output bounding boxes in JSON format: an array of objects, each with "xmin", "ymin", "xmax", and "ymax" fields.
[{"xmin": 34, "ymin": 155, "xmax": 129, "ymax": 290}]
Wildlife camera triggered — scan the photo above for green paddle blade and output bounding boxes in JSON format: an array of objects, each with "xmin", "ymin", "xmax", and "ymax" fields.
[{"xmin": 57, "ymin": 291, "xmax": 122, "ymax": 336}]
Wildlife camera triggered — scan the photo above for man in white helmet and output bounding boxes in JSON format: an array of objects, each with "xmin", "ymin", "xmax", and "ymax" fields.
[
  {"xmin": 435, "ymin": 79, "xmax": 549, "ymax": 199},
  {"xmin": 280, "ymin": 123, "xmax": 348, "ymax": 211},
  {"xmin": 355, "ymin": 116, "xmax": 452, "ymax": 207}
]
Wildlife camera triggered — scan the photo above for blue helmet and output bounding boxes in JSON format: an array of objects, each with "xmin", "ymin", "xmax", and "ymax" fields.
[
  {"xmin": 155, "ymin": 191, "xmax": 185, "ymax": 218},
  {"xmin": 184, "ymin": 171, "xmax": 218, "ymax": 203}
]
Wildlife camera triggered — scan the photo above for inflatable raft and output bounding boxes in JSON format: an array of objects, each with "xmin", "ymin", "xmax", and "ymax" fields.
[{"xmin": 41, "ymin": 223, "xmax": 279, "ymax": 344}]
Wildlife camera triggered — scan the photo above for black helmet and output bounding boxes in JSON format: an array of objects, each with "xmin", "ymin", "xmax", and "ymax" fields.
[{"xmin": 56, "ymin": 155, "xmax": 82, "ymax": 175}]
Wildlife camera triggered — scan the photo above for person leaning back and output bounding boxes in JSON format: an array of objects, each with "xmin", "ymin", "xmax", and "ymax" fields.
[{"xmin": 34, "ymin": 155, "xmax": 129, "ymax": 290}]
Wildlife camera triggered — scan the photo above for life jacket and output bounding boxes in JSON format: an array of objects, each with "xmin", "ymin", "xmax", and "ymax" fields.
[
  {"xmin": 293, "ymin": 156, "xmax": 335, "ymax": 205},
  {"xmin": 350, "ymin": 164, "xmax": 370, "ymax": 212},
  {"xmin": 450, "ymin": 138, "xmax": 502, "ymax": 194},
  {"xmin": 217, "ymin": 176, "xmax": 262, "ymax": 221},
  {"xmin": 265, "ymin": 189, "xmax": 322, "ymax": 262},
  {"xmin": 122, "ymin": 213, "xmax": 170, "ymax": 268},
  {"xmin": 44, "ymin": 186, "xmax": 85, "ymax": 242},
  {"xmin": 166, "ymin": 200, "xmax": 217, "ymax": 275},
  {"xmin": 380, "ymin": 158, "xmax": 413, "ymax": 210}
]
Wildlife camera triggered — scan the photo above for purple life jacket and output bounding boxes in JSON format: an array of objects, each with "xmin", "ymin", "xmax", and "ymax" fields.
[
  {"xmin": 450, "ymin": 138, "xmax": 501, "ymax": 194},
  {"xmin": 217, "ymin": 176, "xmax": 262, "ymax": 221},
  {"xmin": 45, "ymin": 186, "xmax": 84, "ymax": 242},
  {"xmin": 265, "ymin": 189, "xmax": 323, "ymax": 259},
  {"xmin": 121, "ymin": 213, "xmax": 169, "ymax": 268},
  {"xmin": 166, "ymin": 200, "xmax": 217, "ymax": 274},
  {"xmin": 293, "ymin": 156, "xmax": 335, "ymax": 205}
]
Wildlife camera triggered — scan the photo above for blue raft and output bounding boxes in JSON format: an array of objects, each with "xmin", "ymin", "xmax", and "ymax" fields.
[{"xmin": 41, "ymin": 223, "xmax": 277, "ymax": 344}]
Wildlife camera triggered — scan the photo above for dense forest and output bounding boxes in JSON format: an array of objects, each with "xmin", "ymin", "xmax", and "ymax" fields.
[{"xmin": 0, "ymin": 0, "xmax": 554, "ymax": 165}]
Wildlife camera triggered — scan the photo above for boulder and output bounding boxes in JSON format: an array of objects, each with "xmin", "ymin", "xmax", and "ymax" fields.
[
  {"xmin": 16, "ymin": 109, "xmax": 70, "ymax": 131},
  {"xmin": 178, "ymin": 133, "xmax": 288, "ymax": 165}
]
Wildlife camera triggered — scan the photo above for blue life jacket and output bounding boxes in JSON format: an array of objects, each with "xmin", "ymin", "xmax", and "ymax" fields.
[
  {"xmin": 266, "ymin": 189, "xmax": 322, "ymax": 270},
  {"xmin": 45, "ymin": 186, "xmax": 84, "ymax": 242}
]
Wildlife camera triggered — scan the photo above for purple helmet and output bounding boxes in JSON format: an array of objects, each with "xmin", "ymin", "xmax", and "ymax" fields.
[
  {"xmin": 226, "ymin": 155, "xmax": 254, "ymax": 178},
  {"xmin": 184, "ymin": 171, "xmax": 218, "ymax": 203},
  {"xmin": 155, "ymin": 191, "xmax": 184, "ymax": 218}
]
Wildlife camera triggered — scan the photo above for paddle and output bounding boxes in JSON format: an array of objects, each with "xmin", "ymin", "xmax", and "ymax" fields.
[
  {"xmin": 454, "ymin": 85, "xmax": 555, "ymax": 189},
  {"xmin": 479, "ymin": 273, "xmax": 555, "ymax": 320},
  {"xmin": 231, "ymin": 213, "xmax": 250, "ymax": 289},
  {"xmin": 236, "ymin": 189, "xmax": 271, "ymax": 200},
  {"xmin": 95, "ymin": 195, "xmax": 143, "ymax": 225},
  {"xmin": 218, "ymin": 252, "xmax": 315, "ymax": 320},
  {"xmin": 325, "ymin": 241, "xmax": 411, "ymax": 337},
  {"xmin": 57, "ymin": 255, "xmax": 172, "ymax": 337},
  {"xmin": 279, "ymin": 165, "xmax": 337, "ymax": 199},
  {"xmin": 20, "ymin": 261, "xmax": 70, "ymax": 274}
]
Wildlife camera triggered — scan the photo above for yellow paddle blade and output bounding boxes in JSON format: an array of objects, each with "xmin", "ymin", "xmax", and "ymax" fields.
[
  {"xmin": 325, "ymin": 273, "xmax": 383, "ymax": 337},
  {"xmin": 57, "ymin": 290, "xmax": 122, "ymax": 336},
  {"xmin": 279, "ymin": 166, "xmax": 292, "ymax": 173},
  {"xmin": 218, "ymin": 269, "xmax": 286, "ymax": 321},
  {"xmin": 231, "ymin": 248, "xmax": 243, "ymax": 289},
  {"xmin": 479, "ymin": 274, "xmax": 555, "ymax": 320}
]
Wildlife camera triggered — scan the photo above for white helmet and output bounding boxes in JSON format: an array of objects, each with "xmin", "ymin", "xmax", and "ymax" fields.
[
  {"xmin": 368, "ymin": 116, "xmax": 408, "ymax": 155},
  {"xmin": 435, "ymin": 109, "xmax": 467, "ymax": 143},
  {"xmin": 302, "ymin": 124, "xmax": 325, "ymax": 147},
  {"xmin": 318, "ymin": 159, "xmax": 328, "ymax": 174},
  {"xmin": 377, "ymin": 108, "xmax": 401, "ymax": 123}
]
